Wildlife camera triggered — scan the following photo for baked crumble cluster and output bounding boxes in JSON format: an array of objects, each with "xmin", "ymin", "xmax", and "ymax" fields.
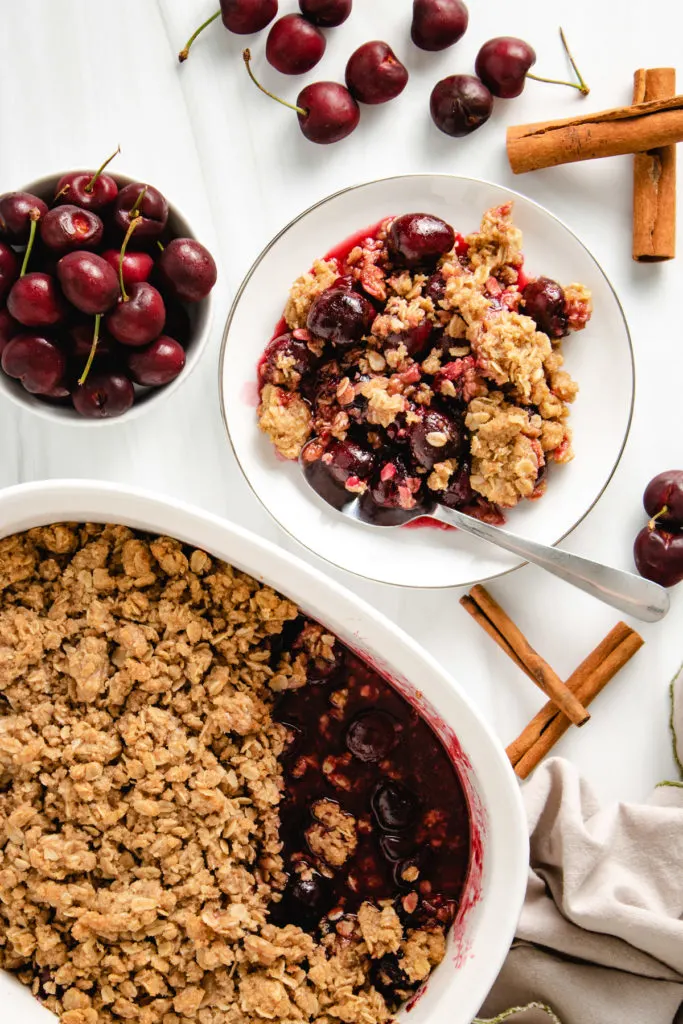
[
  {"xmin": 257, "ymin": 205, "xmax": 592, "ymax": 520},
  {"xmin": 0, "ymin": 525, "xmax": 466, "ymax": 1024}
]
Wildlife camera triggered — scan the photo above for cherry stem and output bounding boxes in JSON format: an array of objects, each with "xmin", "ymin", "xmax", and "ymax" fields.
[
  {"xmin": 52, "ymin": 183, "xmax": 71, "ymax": 204},
  {"xmin": 84, "ymin": 145, "xmax": 121, "ymax": 193},
  {"xmin": 19, "ymin": 211, "xmax": 40, "ymax": 277},
  {"xmin": 78, "ymin": 314, "xmax": 102, "ymax": 387},
  {"xmin": 118, "ymin": 218, "xmax": 140, "ymax": 301},
  {"xmin": 648, "ymin": 506, "xmax": 669, "ymax": 531},
  {"xmin": 526, "ymin": 28, "xmax": 590, "ymax": 96},
  {"xmin": 243, "ymin": 49, "xmax": 307, "ymax": 116},
  {"xmin": 128, "ymin": 185, "xmax": 148, "ymax": 220},
  {"xmin": 179, "ymin": 9, "xmax": 221, "ymax": 62},
  {"xmin": 157, "ymin": 240, "xmax": 165, "ymax": 252}
]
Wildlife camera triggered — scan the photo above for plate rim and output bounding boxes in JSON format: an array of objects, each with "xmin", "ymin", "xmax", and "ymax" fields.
[{"xmin": 218, "ymin": 172, "xmax": 635, "ymax": 589}]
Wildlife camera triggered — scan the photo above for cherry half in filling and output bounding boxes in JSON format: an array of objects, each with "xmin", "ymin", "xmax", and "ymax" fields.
[{"xmin": 271, "ymin": 643, "xmax": 471, "ymax": 953}]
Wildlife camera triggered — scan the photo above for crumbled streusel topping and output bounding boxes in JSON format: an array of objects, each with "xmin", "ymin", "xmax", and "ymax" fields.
[{"xmin": 0, "ymin": 525, "xmax": 451, "ymax": 1024}]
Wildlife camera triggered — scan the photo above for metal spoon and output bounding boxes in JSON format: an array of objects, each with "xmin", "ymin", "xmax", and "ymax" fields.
[{"xmin": 299, "ymin": 461, "xmax": 669, "ymax": 623}]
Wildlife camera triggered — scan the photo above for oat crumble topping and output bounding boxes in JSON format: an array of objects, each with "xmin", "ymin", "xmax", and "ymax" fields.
[{"xmin": 0, "ymin": 525, "xmax": 463, "ymax": 1024}]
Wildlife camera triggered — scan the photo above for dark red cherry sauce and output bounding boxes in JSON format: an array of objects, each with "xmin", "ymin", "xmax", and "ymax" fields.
[{"xmin": 272, "ymin": 642, "xmax": 471, "ymax": 933}]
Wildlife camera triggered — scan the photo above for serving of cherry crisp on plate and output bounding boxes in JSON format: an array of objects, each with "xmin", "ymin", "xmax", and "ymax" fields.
[{"xmin": 257, "ymin": 205, "xmax": 593, "ymax": 525}]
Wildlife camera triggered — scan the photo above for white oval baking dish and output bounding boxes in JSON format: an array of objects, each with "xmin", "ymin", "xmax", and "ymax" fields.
[{"xmin": 0, "ymin": 480, "xmax": 527, "ymax": 1024}]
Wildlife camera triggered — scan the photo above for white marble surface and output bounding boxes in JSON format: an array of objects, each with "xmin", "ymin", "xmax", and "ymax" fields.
[{"xmin": 0, "ymin": 0, "xmax": 681, "ymax": 804}]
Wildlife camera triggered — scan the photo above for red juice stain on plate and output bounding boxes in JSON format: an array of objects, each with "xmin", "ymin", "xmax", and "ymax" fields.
[
  {"xmin": 403, "ymin": 516, "xmax": 455, "ymax": 532},
  {"xmin": 241, "ymin": 381, "xmax": 260, "ymax": 407},
  {"xmin": 323, "ymin": 216, "xmax": 393, "ymax": 266}
]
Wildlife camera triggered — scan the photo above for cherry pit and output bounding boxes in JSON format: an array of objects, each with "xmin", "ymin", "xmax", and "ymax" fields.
[{"xmin": 0, "ymin": 149, "xmax": 217, "ymax": 418}]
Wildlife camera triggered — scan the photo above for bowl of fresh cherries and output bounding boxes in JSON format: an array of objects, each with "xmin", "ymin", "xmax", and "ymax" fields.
[{"xmin": 0, "ymin": 155, "xmax": 217, "ymax": 422}]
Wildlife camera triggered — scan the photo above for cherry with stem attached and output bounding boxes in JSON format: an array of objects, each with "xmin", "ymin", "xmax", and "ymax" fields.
[
  {"xmin": 243, "ymin": 48, "xmax": 359, "ymax": 144},
  {"xmin": 6, "ymin": 211, "xmax": 65, "ymax": 328},
  {"xmin": 179, "ymin": 1, "xmax": 278, "ymax": 60},
  {"xmin": 54, "ymin": 146, "xmax": 121, "ymax": 209},
  {"xmin": 475, "ymin": 27, "xmax": 589, "ymax": 100}
]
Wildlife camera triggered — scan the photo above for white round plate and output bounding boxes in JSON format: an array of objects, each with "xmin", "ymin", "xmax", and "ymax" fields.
[{"xmin": 220, "ymin": 174, "xmax": 634, "ymax": 588}]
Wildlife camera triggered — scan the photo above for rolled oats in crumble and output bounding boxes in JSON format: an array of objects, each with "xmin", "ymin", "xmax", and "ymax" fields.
[
  {"xmin": 0, "ymin": 525, "xmax": 471, "ymax": 1024},
  {"xmin": 257, "ymin": 203, "xmax": 592, "ymax": 519}
]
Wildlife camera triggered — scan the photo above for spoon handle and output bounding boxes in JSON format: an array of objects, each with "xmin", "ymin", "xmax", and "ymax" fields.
[{"xmin": 434, "ymin": 507, "xmax": 669, "ymax": 623}]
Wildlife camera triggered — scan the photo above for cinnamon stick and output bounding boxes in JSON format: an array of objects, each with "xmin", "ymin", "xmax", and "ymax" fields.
[
  {"xmin": 468, "ymin": 586, "xmax": 590, "ymax": 727},
  {"xmin": 507, "ymin": 94, "xmax": 683, "ymax": 174},
  {"xmin": 460, "ymin": 595, "xmax": 536, "ymax": 683},
  {"xmin": 506, "ymin": 622, "xmax": 633, "ymax": 766},
  {"xmin": 514, "ymin": 630, "xmax": 645, "ymax": 779},
  {"xmin": 632, "ymin": 68, "xmax": 677, "ymax": 262}
]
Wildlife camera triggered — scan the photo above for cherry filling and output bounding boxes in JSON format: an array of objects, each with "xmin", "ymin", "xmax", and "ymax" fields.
[{"xmin": 271, "ymin": 645, "xmax": 471, "ymax": 943}]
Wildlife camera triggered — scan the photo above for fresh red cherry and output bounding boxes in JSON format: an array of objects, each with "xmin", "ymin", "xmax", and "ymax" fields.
[
  {"xmin": 106, "ymin": 282, "xmax": 165, "ymax": 346},
  {"xmin": 0, "ymin": 193, "xmax": 48, "ymax": 243},
  {"xmin": 643, "ymin": 471, "xmax": 683, "ymax": 529},
  {"xmin": 158, "ymin": 238, "xmax": 217, "ymax": 302},
  {"xmin": 72, "ymin": 371, "xmax": 135, "ymax": 418},
  {"xmin": 389, "ymin": 213, "xmax": 455, "ymax": 268},
  {"xmin": 54, "ymin": 148, "xmax": 120, "ymax": 211},
  {"xmin": 299, "ymin": 0, "xmax": 351, "ymax": 26},
  {"xmin": 40, "ymin": 205, "xmax": 104, "ymax": 254},
  {"xmin": 522, "ymin": 278, "xmax": 568, "ymax": 339},
  {"xmin": 57, "ymin": 252, "xmax": 119, "ymax": 314},
  {"xmin": 0, "ymin": 309, "xmax": 20, "ymax": 353},
  {"xmin": 179, "ymin": 1, "xmax": 278, "ymax": 61},
  {"xmin": 67, "ymin": 323, "xmax": 116, "ymax": 363},
  {"xmin": 113, "ymin": 183, "xmax": 168, "ymax": 240},
  {"xmin": 475, "ymin": 37, "xmax": 536, "ymax": 99},
  {"xmin": 222, "ymin": 0, "xmax": 278, "ymax": 32},
  {"xmin": 0, "ymin": 243, "xmax": 19, "ymax": 301},
  {"xmin": 244, "ymin": 50, "xmax": 360, "ymax": 144},
  {"xmin": 127, "ymin": 335, "xmax": 186, "ymax": 386},
  {"xmin": 1, "ymin": 332, "xmax": 66, "ymax": 394},
  {"xmin": 307, "ymin": 285, "xmax": 375, "ymax": 346},
  {"xmin": 101, "ymin": 248, "xmax": 154, "ymax": 287},
  {"xmin": 430, "ymin": 74, "xmax": 493, "ymax": 136},
  {"xmin": 7, "ymin": 273, "xmax": 64, "ymax": 327},
  {"xmin": 411, "ymin": 0, "xmax": 468, "ymax": 51},
  {"xmin": 266, "ymin": 14, "xmax": 325, "ymax": 75},
  {"xmin": 345, "ymin": 41, "xmax": 408, "ymax": 105},
  {"xmin": 634, "ymin": 526, "xmax": 683, "ymax": 588}
]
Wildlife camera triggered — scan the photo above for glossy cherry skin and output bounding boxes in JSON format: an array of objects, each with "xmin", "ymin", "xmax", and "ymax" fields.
[
  {"xmin": 346, "ymin": 710, "xmax": 396, "ymax": 762},
  {"xmin": 106, "ymin": 283, "xmax": 166, "ymax": 347},
  {"xmin": 127, "ymin": 335, "xmax": 186, "ymax": 386},
  {"xmin": 372, "ymin": 780, "xmax": 419, "ymax": 831},
  {"xmin": 0, "ymin": 243, "xmax": 19, "ymax": 301},
  {"xmin": 0, "ymin": 309, "xmax": 20, "ymax": 353},
  {"xmin": 345, "ymin": 41, "xmax": 408, "ymax": 105},
  {"xmin": 267, "ymin": 14, "xmax": 325, "ymax": 74},
  {"xmin": 220, "ymin": 0, "xmax": 278, "ymax": 33},
  {"xmin": 1, "ymin": 333, "xmax": 66, "ymax": 394},
  {"xmin": 113, "ymin": 183, "xmax": 169, "ymax": 240},
  {"xmin": 54, "ymin": 171, "xmax": 118, "ymax": 212},
  {"xmin": 7, "ymin": 273, "xmax": 65, "ymax": 327},
  {"xmin": 67, "ymin": 323, "xmax": 116, "ymax": 365},
  {"xmin": 522, "ymin": 277, "xmax": 568, "ymax": 339},
  {"xmin": 72, "ymin": 371, "xmax": 135, "ymax": 418},
  {"xmin": 634, "ymin": 527, "xmax": 683, "ymax": 588},
  {"xmin": 299, "ymin": 0, "xmax": 351, "ymax": 26},
  {"xmin": 57, "ymin": 252, "xmax": 119, "ymax": 314},
  {"xmin": 259, "ymin": 333, "xmax": 319, "ymax": 388},
  {"xmin": 475, "ymin": 37, "xmax": 536, "ymax": 99},
  {"xmin": 101, "ymin": 248, "xmax": 154, "ymax": 287},
  {"xmin": 297, "ymin": 82, "xmax": 360, "ymax": 144},
  {"xmin": 389, "ymin": 213, "xmax": 455, "ymax": 268},
  {"xmin": 322, "ymin": 439, "xmax": 376, "ymax": 486},
  {"xmin": 0, "ymin": 193, "xmax": 48, "ymax": 243},
  {"xmin": 158, "ymin": 238, "xmax": 217, "ymax": 302},
  {"xmin": 40, "ymin": 205, "xmax": 104, "ymax": 254},
  {"xmin": 430, "ymin": 74, "xmax": 493, "ymax": 137},
  {"xmin": 409, "ymin": 409, "xmax": 463, "ymax": 469},
  {"xmin": 411, "ymin": 0, "xmax": 469, "ymax": 51},
  {"xmin": 643, "ymin": 471, "xmax": 683, "ymax": 529},
  {"xmin": 307, "ymin": 285, "xmax": 375, "ymax": 346}
]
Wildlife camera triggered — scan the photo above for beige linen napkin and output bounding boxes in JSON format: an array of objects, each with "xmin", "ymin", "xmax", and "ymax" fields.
[{"xmin": 475, "ymin": 667, "xmax": 683, "ymax": 1024}]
